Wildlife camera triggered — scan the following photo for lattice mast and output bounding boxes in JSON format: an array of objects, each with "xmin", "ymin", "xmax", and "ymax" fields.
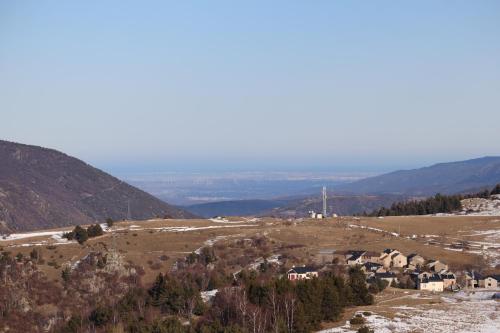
[{"xmin": 322, "ymin": 186, "xmax": 327, "ymax": 217}]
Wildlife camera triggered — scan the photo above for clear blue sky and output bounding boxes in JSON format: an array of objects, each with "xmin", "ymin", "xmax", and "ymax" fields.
[{"xmin": 1, "ymin": 1, "xmax": 499, "ymax": 172}]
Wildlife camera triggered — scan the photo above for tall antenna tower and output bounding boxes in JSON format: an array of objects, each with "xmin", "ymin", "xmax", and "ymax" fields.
[
  {"xmin": 322, "ymin": 186, "xmax": 327, "ymax": 217},
  {"xmin": 127, "ymin": 200, "xmax": 131, "ymax": 220}
]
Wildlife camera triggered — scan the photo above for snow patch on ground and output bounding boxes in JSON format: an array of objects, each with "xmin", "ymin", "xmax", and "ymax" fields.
[
  {"xmin": 320, "ymin": 294, "xmax": 500, "ymax": 333},
  {"xmin": 349, "ymin": 224, "xmax": 400, "ymax": 237},
  {"xmin": 149, "ymin": 225, "xmax": 255, "ymax": 233},
  {"xmin": 391, "ymin": 305, "xmax": 417, "ymax": 310},
  {"xmin": 195, "ymin": 236, "xmax": 228, "ymax": 254},
  {"xmin": 444, "ymin": 247, "xmax": 463, "ymax": 252},
  {"xmin": 248, "ymin": 254, "xmax": 282, "ymax": 270},
  {"xmin": 209, "ymin": 217, "xmax": 261, "ymax": 224},
  {"xmin": 200, "ymin": 289, "xmax": 218, "ymax": 303},
  {"xmin": 461, "ymin": 196, "xmax": 500, "ymax": 216},
  {"xmin": 465, "ymin": 229, "xmax": 500, "ymax": 267},
  {"xmin": 1, "ymin": 230, "xmax": 66, "ymax": 241},
  {"xmin": 1, "ymin": 222, "xmax": 256, "ymax": 248}
]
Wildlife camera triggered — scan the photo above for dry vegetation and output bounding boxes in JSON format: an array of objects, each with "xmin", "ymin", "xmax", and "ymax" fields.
[
  {"xmin": 2, "ymin": 215, "xmax": 499, "ymax": 285},
  {"xmin": 1, "ymin": 215, "xmax": 499, "ymax": 333}
]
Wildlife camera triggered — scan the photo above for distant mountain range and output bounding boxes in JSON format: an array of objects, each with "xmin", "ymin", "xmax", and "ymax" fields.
[
  {"xmin": 184, "ymin": 156, "xmax": 500, "ymax": 217},
  {"xmin": 336, "ymin": 156, "xmax": 500, "ymax": 195},
  {"xmin": 0, "ymin": 140, "xmax": 196, "ymax": 232},
  {"xmin": 2, "ymin": 139, "xmax": 499, "ymax": 229}
]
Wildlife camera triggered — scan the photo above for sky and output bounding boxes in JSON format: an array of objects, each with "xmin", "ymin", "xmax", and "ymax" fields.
[{"xmin": 1, "ymin": 1, "xmax": 500, "ymax": 173}]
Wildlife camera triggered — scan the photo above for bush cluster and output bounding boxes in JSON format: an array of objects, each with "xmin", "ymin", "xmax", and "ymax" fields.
[{"xmin": 63, "ymin": 224, "xmax": 103, "ymax": 244}]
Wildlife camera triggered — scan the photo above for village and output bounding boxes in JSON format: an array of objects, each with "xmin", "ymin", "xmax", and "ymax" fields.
[{"xmin": 287, "ymin": 247, "xmax": 500, "ymax": 293}]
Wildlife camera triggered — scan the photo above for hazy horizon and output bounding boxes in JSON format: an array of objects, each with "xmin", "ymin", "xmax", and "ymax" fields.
[{"xmin": 2, "ymin": 1, "xmax": 500, "ymax": 173}]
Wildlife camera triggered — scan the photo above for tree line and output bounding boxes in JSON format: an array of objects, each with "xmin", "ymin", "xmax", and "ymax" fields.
[
  {"xmin": 365, "ymin": 183, "xmax": 500, "ymax": 217},
  {"xmin": 56, "ymin": 266, "xmax": 373, "ymax": 333}
]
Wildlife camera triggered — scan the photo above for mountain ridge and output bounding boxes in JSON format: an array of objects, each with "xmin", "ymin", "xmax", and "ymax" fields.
[
  {"xmin": 183, "ymin": 156, "xmax": 500, "ymax": 218},
  {"xmin": 0, "ymin": 140, "xmax": 196, "ymax": 232},
  {"xmin": 335, "ymin": 156, "xmax": 500, "ymax": 195}
]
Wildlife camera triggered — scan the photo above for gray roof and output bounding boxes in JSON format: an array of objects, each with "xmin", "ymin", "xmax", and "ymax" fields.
[
  {"xmin": 467, "ymin": 271, "xmax": 483, "ymax": 280},
  {"xmin": 440, "ymin": 273, "xmax": 456, "ymax": 279},
  {"xmin": 421, "ymin": 274, "xmax": 443, "ymax": 283},
  {"xmin": 364, "ymin": 262, "xmax": 382, "ymax": 270},
  {"xmin": 375, "ymin": 272, "xmax": 396, "ymax": 278},
  {"xmin": 288, "ymin": 266, "xmax": 317, "ymax": 274}
]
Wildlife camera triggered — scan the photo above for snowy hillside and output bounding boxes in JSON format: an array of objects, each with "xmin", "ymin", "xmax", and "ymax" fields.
[{"xmin": 461, "ymin": 194, "xmax": 500, "ymax": 216}]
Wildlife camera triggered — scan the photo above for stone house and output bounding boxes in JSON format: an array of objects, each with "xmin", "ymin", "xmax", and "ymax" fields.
[
  {"xmin": 465, "ymin": 271, "xmax": 482, "ymax": 289},
  {"xmin": 407, "ymin": 253, "xmax": 425, "ymax": 270},
  {"xmin": 287, "ymin": 266, "xmax": 319, "ymax": 281},
  {"xmin": 362, "ymin": 251, "xmax": 381, "ymax": 264},
  {"xmin": 440, "ymin": 272, "xmax": 457, "ymax": 290},
  {"xmin": 372, "ymin": 272, "xmax": 398, "ymax": 285},
  {"xmin": 379, "ymin": 254, "xmax": 393, "ymax": 268},
  {"xmin": 346, "ymin": 251, "xmax": 366, "ymax": 266},
  {"xmin": 391, "ymin": 252, "xmax": 407, "ymax": 268},
  {"xmin": 427, "ymin": 260, "xmax": 448, "ymax": 273},
  {"xmin": 379, "ymin": 249, "xmax": 407, "ymax": 268},
  {"xmin": 361, "ymin": 262, "xmax": 386, "ymax": 274},
  {"xmin": 418, "ymin": 274, "xmax": 444, "ymax": 292},
  {"xmin": 480, "ymin": 275, "xmax": 499, "ymax": 289}
]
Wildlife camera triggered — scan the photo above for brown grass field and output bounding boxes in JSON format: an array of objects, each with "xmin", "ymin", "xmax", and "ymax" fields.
[{"xmin": 1, "ymin": 215, "xmax": 499, "ymax": 285}]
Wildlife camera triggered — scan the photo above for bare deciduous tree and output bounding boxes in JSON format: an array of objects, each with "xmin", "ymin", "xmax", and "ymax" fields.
[{"xmin": 284, "ymin": 292, "xmax": 296, "ymax": 333}]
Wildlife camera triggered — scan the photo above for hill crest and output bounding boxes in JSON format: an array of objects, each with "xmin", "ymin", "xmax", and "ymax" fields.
[
  {"xmin": 336, "ymin": 156, "xmax": 500, "ymax": 195},
  {"xmin": 0, "ymin": 140, "xmax": 196, "ymax": 232}
]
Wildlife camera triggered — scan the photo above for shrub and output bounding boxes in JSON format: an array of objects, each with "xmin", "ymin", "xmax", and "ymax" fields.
[
  {"xmin": 89, "ymin": 306, "xmax": 112, "ymax": 327},
  {"xmin": 105, "ymin": 218, "xmax": 114, "ymax": 228},
  {"xmin": 87, "ymin": 224, "xmax": 103, "ymax": 238},
  {"xmin": 62, "ymin": 231, "xmax": 75, "ymax": 240},
  {"xmin": 61, "ymin": 267, "xmax": 71, "ymax": 283},
  {"xmin": 491, "ymin": 184, "xmax": 500, "ymax": 195},
  {"xmin": 357, "ymin": 326, "xmax": 374, "ymax": 333},
  {"xmin": 47, "ymin": 260, "xmax": 60, "ymax": 268},
  {"xmin": 350, "ymin": 316, "xmax": 365, "ymax": 325},
  {"xmin": 64, "ymin": 315, "xmax": 84, "ymax": 333},
  {"xmin": 73, "ymin": 226, "xmax": 88, "ymax": 244},
  {"xmin": 31, "ymin": 249, "xmax": 40, "ymax": 260}
]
